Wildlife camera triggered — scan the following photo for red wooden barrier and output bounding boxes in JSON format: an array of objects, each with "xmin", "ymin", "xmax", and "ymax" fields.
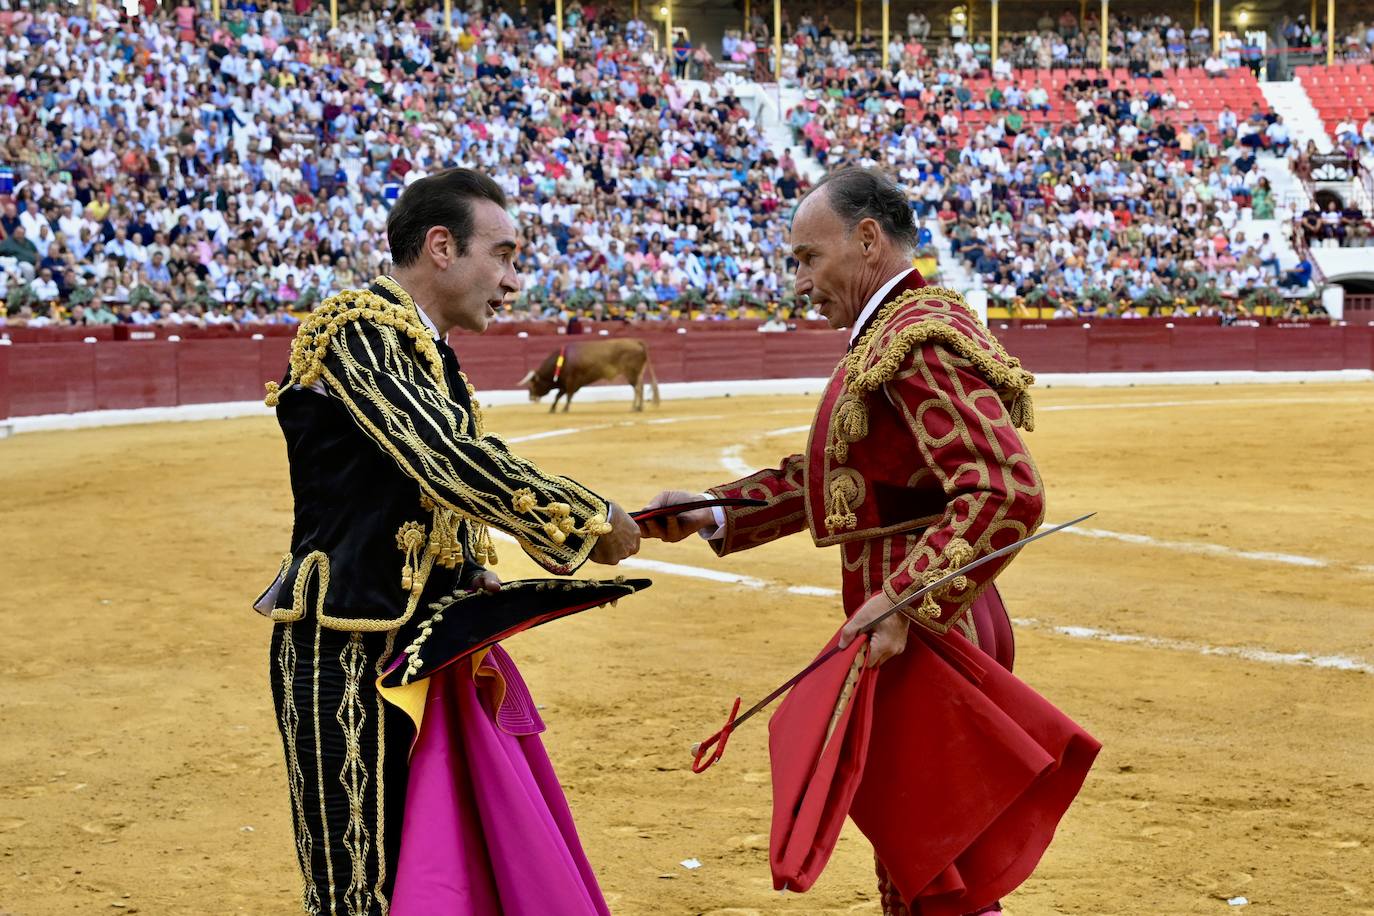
[
  {"xmin": 257, "ymin": 337, "xmax": 293, "ymax": 393},
  {"xmin": 3, "ymin": 326, "xmax": 1372, "ymax": 419},
  {"xmin": 1, "ymin": 326, "xmax": 116, "ymax": 344},
  {"xmin": 7, "ymin": 342, "xmax": 97, "ymax": 415},
  {"xmin": 1342, "ymin": 325, "xmax": 1374, "ymax": 368},
  {"xmin": 176, "ymin": 339, "xmax": 264, "ymax": 405},
  {"xmin": 998, "ymin": 327, "xmax": 1090, "ymax": 374},
  {"xmin": 1084, "ymin": 326, "xmax": 1174, "ymax": 373},
  {"xmin": 1253, "ymin": 326, "xmax": 1348, "ymax": 371},
  {"xmin": 1166, "ymin": 326, "xmax": 1258, "ymax": 371},
  {"xmin": 0, "ymin": 345, "xmax": 10, "ymax": 420},
  {"xmin": 95, "ymin": 343, "xmax": 178, "ymax": 410}
]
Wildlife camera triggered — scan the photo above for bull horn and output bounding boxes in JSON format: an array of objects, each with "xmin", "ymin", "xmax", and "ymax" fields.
[{"xmin": 517, "ymin": 370, "xmax": 535, "ymax": 388}]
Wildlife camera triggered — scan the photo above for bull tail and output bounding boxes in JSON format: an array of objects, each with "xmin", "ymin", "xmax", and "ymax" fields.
[{"xmin": 644, "ymin": 350, "xmax": 660, "ymax": 407}]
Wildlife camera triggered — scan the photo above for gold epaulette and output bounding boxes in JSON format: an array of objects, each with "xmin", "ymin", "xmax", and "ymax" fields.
[
  {"xmin": 843, "ymin": 286, "xmax": 1036, "ymax": 431},
  {"xmin": 264, "ymin": 286, "xmax": 446, "ymax": 406}
]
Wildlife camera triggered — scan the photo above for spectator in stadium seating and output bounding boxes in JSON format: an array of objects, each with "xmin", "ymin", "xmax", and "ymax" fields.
[
  {"xmin": 1251, "ymin": 179, "xmax": 1276, "ymax": 219},
  {"xmin": 1344, "ymin": 205, "xmax": 1372, "ymax": 247},
  {"xmin": 1319, "ymin": 200, "xmax": 1347, "ymax": 244},
  {"xmin": 1256, "ymin": 233, "xmax": 1281, "ymax": 273},
  {"xmin": 0, "ymin": 225, "xmax": 38, "ymax": 274},
  {"xmin": 30, "ymin": 268, "xmax": 60, "ymax": 303},
  {"xmin": 1300, "ymin": 206, "xmax": 1325, "ymax": 246},
  {"xmin": 1280, "ymin": 256, "xmax": 1313, "ymax": 288}
]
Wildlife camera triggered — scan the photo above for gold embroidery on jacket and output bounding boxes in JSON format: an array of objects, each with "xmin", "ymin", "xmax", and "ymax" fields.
[
  {"xmin": 264, "ymin": 284, "xmax": 446, "ymax": 406},
  {"xmin": 312, "ymin": 622, "xmax": 338, "ymax": 907},
  {"xmin": 844, "ymin": 286, "xmax": 1035, "ymax": 432},
  {"xmin": 371, "ymin": 631, "xmax": 395, "ymax": 916},
  {"xmin": 267, "ymin": 279, "xmax": 613, "ymax": 628},
  {"xmin": 319, "ymin": 334, "xmax": 607, "ymax": 576},
  {"xmin": 272, "ymin": 551, "xmax": 330, "ymax": 623},
  {"xmin": 276, "ymin": 622, "xmax": 321, "ymax": 915},
  {"xmin": 336, "ymin": 632, "xmax": 371, "ymax": 916}
]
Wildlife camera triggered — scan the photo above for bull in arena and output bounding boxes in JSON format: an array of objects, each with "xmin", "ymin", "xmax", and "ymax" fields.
[{"xmin": 519, "ymin": 339, "xmax": 661, "ymax": 413}]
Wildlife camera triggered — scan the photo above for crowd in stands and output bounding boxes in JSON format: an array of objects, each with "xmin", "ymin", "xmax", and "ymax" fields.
[
  {"xmin": 0, "ymin": 0, "xmax": 814, "ymax": 329},
  {"xmin": 781, "ymin": 31, "xmax": 1342, "ymax": 316},
  {"xmin": 755, "ymin": 8, "xmax": 1254, "ymax": 87},
  {"xmin": 0, "ymin": 0, "xmax": 1363, "ymax": 332}
]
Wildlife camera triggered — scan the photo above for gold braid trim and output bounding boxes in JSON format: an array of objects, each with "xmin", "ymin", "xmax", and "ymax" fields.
[
  {"xmin": 264, "ymin": 285, "xmax": 447, "ymax": 406},
  {"xmin": 843, "ymin": 287, "xmax": 1036, "ymax": 432},
  {"xmin": 459, "ymin": 371, "xmax": 485, "ymax": 436},
  {"xmin": 271, "ymin": 551, "xmax": 330, "ymax": 623},
  {"xmin": 902, "ymin": 537, "xmax": 977, "ymax": 622}
]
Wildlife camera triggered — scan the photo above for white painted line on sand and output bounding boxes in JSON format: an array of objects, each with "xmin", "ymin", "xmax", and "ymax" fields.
[
  {"xmin": 644, "ymin": 414, "xmax": 725, "ymax": 425},
  {"xmin": 787, "ymin": 584, "xmax": 842, "ymax": 597},
  {"xmin": 766, "ymin": 425, "xmax": 812, "ymax": 437},
  {"xmin": 1057, "ymin": 524, "xmax": 1342, "ymax": 570},
  {"xmin": 1012, "ymin": 618, "xmax": 1374, "ymax": 675},
  {"xmin": 490, "ymin": 529, "xmax": 1369, "ymax": 675},
  {"xmin": 506, "ymin": 426, "xmax": 608, "ymax": 444},
  {"xmin": 1039, "ymin": 396, "xmax": 1365, "ymax": 413},
  {"xmin": 720, "ymin": 445, "xmax": 753, "ymax": 479},
  {"xmin": 615, "ymin": 556, "xmax": 768, "ymax": 588}
]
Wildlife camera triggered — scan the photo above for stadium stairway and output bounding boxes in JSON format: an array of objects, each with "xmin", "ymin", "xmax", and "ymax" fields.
[
  {"xmin": 927, "ymin": 223, "xmax": 976, "ymax": 291},
  {"xmin": 1259, "ymin": 80, "xmax": 1332, "ymax": 153},
  {"xmin": 725, "ymin": 78, "xmax": 970, "ymax": 289}
]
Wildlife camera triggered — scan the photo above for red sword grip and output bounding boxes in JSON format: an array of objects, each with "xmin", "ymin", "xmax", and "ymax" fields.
[{"xmin": 690, "ymin": 696, "xmax": 742, "ymax": 773}]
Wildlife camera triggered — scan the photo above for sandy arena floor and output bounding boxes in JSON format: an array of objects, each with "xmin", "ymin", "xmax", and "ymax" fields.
[{"xmin": 2, "ymin": 382, "xmax": 1372, "ymax": 916}]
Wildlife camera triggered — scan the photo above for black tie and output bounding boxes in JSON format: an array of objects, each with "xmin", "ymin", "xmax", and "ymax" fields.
[{"xmin": 436, "ymin": 337, "xmax": 463, "ymax": 391}]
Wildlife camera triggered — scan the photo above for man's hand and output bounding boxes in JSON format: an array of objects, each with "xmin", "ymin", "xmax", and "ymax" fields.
[
  {"xmin": 469, "ymin": 569, "xmax": 503, "ymax": 594},
  {"xmin": 589, "ymin": 501, "xmax": 641, "ymax": 565},
  {"xmin": 839, "ymin": 590, "xmax": 909, "ymax": 668},
  {"xmin": 636, "ymin": 489, "xmax": 717, "ymax": 542}
]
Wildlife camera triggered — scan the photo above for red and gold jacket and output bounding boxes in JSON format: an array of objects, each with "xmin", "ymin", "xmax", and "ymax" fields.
[{"xmin": 707, "ymin": 274, "xmax": 1044, "ymax": 638}]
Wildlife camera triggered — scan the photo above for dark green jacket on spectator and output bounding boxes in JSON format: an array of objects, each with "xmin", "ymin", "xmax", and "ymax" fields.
[{"xmin": 0, "ymin": 234, "xmax": 38, "ymax": 264}]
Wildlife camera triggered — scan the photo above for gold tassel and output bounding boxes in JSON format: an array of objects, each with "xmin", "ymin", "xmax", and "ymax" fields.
[
  {"xmin": 395, "ymin": 521, "xmax": 427, "ymax": 595},
  {"xmin": 1009, "ymin": 390, "xmax": 1035, "ymax": 432},
  {"xmin": 906, "ymin": 538, "xmax": 978, "ymax": 623},
  {"xmin": 471, "ymin": 524, "xmax": 499, "ymax": 566},
  {"xmin": 824, "ymin": 475, "xmax": 860, "ymax": 531},
  {"xmin": 829, "ymin": 396, "xmax": 869, "ymax": 464}
]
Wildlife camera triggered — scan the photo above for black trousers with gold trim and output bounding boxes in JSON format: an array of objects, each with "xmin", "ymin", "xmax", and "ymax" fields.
[{"xmin": 270, "ymin": 619, "xmax": 413, "ymax": 916}]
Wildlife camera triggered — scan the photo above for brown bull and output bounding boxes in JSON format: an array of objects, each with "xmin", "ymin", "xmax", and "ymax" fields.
[{"xmin": 519, "ymin": 339, "xmax": 661, "ymax": 413}]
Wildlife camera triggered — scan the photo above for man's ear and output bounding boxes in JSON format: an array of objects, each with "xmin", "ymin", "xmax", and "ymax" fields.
[
  {"xmin": 424, "ymin": 226, "xmax": 452, "ymax": 268},
  {"xmin": 859, "ymin": 217, "xmax": 880, "ymax": 254}
]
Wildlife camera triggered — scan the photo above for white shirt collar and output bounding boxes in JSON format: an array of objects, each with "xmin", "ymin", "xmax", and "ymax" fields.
[{"xmin": 849, "ymin": 267, "xmax": 914, "ymax": 344}]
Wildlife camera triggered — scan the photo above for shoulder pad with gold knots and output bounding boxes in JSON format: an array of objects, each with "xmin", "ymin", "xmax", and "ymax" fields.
[
  {"xmin": 843, "ymin": 286, "xmax": 1036, "ymax": 431},
  {"xmin": 264, "ymin": 285, "xmax": 446, "ymax": 406}
]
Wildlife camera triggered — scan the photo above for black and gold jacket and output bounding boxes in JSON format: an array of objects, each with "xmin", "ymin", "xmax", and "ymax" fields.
[{"xmin": 255, "ymin": 277, "xmax": 613, "ymax": 632}]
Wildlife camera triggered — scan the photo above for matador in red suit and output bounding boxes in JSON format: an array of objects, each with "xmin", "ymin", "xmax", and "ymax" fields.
[{"xmin": 640, "ymin": 168, "xmax": 1088, "ymax": 915}]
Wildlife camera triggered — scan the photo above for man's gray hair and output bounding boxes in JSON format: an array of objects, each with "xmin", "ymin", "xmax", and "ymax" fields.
[{"xmin": 805, "ymin": 167, "xmax": 919, "ymax": 251}]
